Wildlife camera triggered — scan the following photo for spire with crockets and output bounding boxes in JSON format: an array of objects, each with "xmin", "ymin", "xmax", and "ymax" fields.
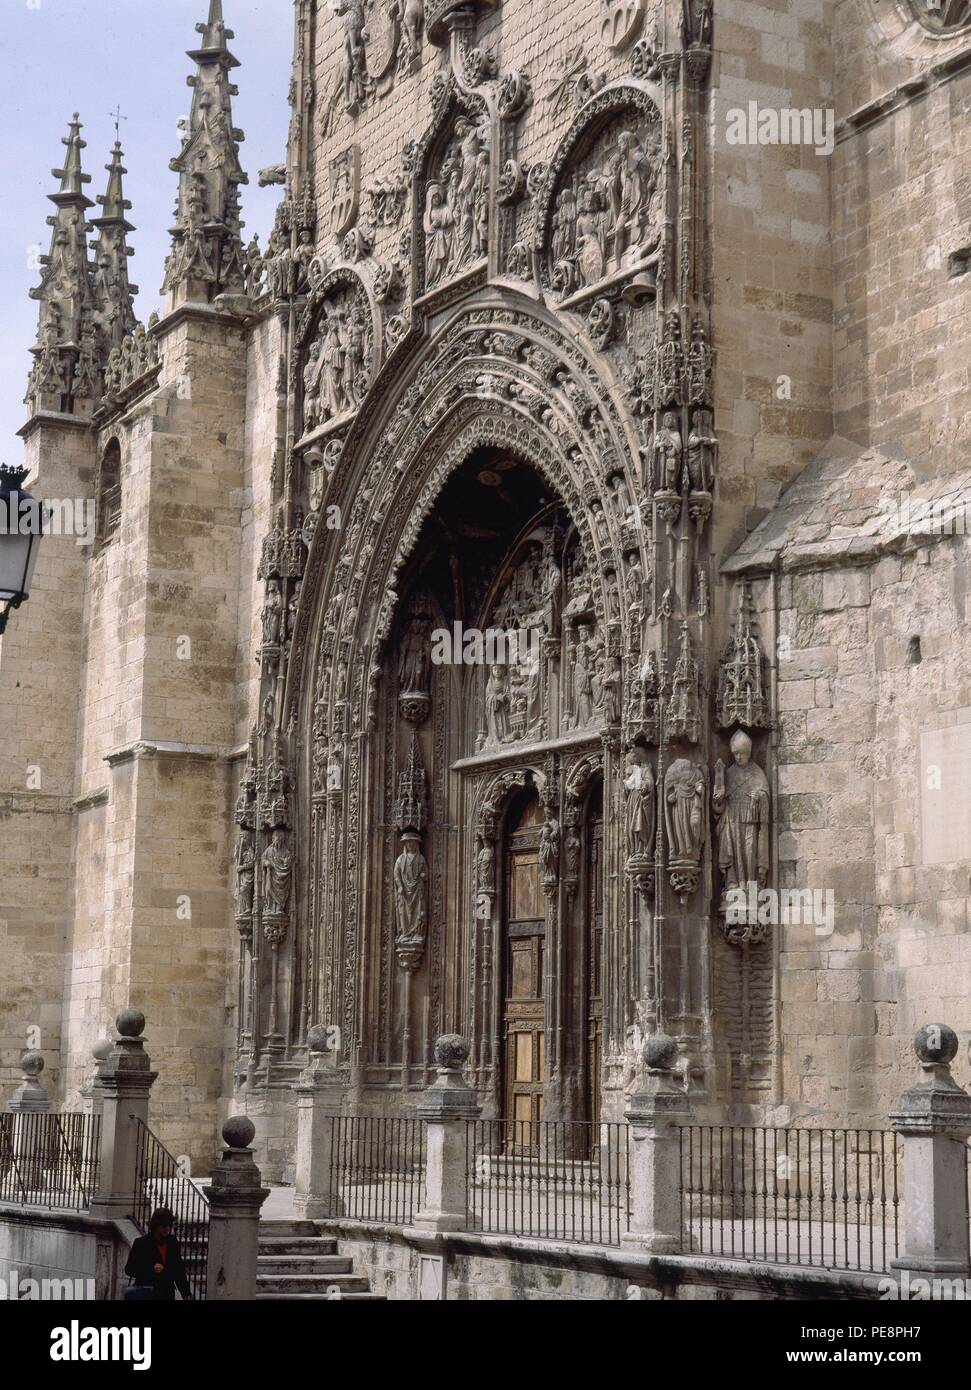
[
  {"xmin": 90, "ymin": 140, "xmax": 139, "ymax": 351},
  {"xmin": 163, "ymin": 0, "xmax": 249, "ymax": 310},
  {"xmin": 26, "ymin": 114, "xmax": 102, "ymax": 417}
]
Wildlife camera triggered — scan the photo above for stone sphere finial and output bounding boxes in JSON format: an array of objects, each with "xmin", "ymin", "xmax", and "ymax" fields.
[
  {"xmin": 306, "ymin": 1024, "xmax": 330, "ymax": 1055},
  {"xmin": 914, "ymin": 1023, "xmax": 959, "ymax": 1067},
  {"xmin": 116, "ymin": 1008, "xmax": 145, "ymax": 1039},
  {"xmin": 20, "ymin": 1050, "xmax": 44, "ymax": 1079},
  {"xmin": 641, "ymin": 1033, "xmax": 679, "ymax": 1073},
  {"xmin": 434, "ymin": 1034, "xmax": 470, "ymax": 1070},
  {"xmin": 222, "ymin": 1115, "xmax": 256, "ymax": 1150},
  {"xmin": 92, "ymin": 1038, "xmax": 113, "ymax": 1062}
]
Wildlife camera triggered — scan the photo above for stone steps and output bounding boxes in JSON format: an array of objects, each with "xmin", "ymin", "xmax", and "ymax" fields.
[
  {"xmin": 257, "ymin": 1273, "xmax": 372, "ymax": 1296},
  {"xmin": 255, "ymin": 1219, "xmax": 384, "ymax": 1301},
  {"xmin": 258, "ymin": 1254, "xmax": 353, "ymax": 1274},
  {"xmin": 259, "ymin": 1237, "xmax": 339, "ymax": 1256},
  {"xmin": 256, "ymin": 1292, "xmax": 386, "ymax": 1302}
]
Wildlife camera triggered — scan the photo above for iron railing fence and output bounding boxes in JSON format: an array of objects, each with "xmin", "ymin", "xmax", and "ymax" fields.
[
  {"xmin": 679, "ymin": 1125, "xmax": 902, "ymax": 1272},
  {"xmin": 0, "ymin": 1111, "xmax": 101, "ymax": 1212},
  {"xmin": 466, "ymin": 1119, "xmax": 631, "ymax": 1247},
  {"xmin": 330, "ymin": 1115, "xmax": 426, "ymax": 1225},
  {"xmin": 131, "ymin": 1116, "xmax": 210, "ymax": 1300}
]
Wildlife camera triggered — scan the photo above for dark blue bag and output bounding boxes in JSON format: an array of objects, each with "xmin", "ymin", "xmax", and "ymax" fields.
[{"xmin": 124, "ymin": 1279, "xmax": 156, "ymax": 1301}]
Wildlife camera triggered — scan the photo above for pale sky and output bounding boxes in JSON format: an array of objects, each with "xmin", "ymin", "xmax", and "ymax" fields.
[{"xmin": 1, "ymin": 0, "xmax": 293, "ymax": 454}]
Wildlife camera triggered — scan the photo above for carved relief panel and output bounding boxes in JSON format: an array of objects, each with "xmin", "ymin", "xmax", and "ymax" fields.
[
  {"xmin": 538, "ymin": 93, "xmax": 663, "ymax": 313},
  {"xmin": 297, "ymin": 277, "xmax": 374, "ymax": 439},
  {"xmin": 422, "ymin": 113, "xmax": 493, "ymax": 295}
]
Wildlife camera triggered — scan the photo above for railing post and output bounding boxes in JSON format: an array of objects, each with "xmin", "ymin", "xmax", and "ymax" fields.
[
  {"xmin": 80, "ymin": 1038, "xmax": 113, "ymax": 1117},
  {"xmin": 90, "ymin": 1009, "xmax": 158, "ymax": 1219},
  {"xmin": 890, "ymin": 1023, "xmax": 971, "ymax": 1277},
  {"xmin": 9, "ymin": 1052, "xmax": 49, "ymax": 1198},
  {"xmin": 623, "ymin": 1034, "xmax": 691, "ymax": 1255},
  {"xmin": 9, "ymin": 1051, "xmax": 49, "ymax": 1114},
  {"xmin": 293, "ymin": 1025, "xmax": 345, "ymax": 1220},
  {"xmin": 412, "ymin": 1035, "xmax": 480, "ymax": 1233},
  {"xmin": 206, "ymin": 1117, "xmax": 270, "ymax": 1301}
]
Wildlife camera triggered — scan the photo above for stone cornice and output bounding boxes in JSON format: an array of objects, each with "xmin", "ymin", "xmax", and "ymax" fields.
[
  {"xmin": 17, "ymin": 411, "xmax": 94, "ymax": 442},
  {"xmin": 452, "ymin": 728, "xmax": 603, "ymax": 773},
  {"xmin": 837, "ymin": 41, "xmax": 971, "ymax": 142},
  {"xmin": 153, "ymin": 300, "xmax": 249, "ymax": 341},
  {"xmin": 104, "ymin": 739, "xmax": 234, "ymax": 768},
  {"xmin": 72, "ymin": 786, "xmax": 109, "ymax": 812}
]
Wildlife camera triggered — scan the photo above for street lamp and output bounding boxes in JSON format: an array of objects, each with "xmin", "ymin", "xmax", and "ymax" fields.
[{"xmin": 0, "ymin": 464, "xmax": 44, "ymax": 636}]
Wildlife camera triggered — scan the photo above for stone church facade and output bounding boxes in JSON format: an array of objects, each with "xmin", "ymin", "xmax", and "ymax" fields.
[{"xmin": 3, "ymin": 0, "xmax": 971, "ymax": 1182}]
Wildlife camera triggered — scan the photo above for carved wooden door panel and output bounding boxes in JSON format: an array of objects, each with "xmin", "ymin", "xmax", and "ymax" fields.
[
  {"xmin": 502, "ymin": 795, "xmax": 545, "ymax": 1150},
  {"xmin": 586, "ymin": 807, "xmax": 604, "ymax": 1127}
]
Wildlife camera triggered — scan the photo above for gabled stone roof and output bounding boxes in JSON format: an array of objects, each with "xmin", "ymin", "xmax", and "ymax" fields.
[{"xmin": 723, "ymin": 436, "xmax": 971, "ymax": 575}]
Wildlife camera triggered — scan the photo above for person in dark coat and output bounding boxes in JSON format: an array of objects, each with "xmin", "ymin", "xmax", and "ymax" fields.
[{"xmin": 125, "ymin": 1207, "xmax": 193, "ymax": 1301}]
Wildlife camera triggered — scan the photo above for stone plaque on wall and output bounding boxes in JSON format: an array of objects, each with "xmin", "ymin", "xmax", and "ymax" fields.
[{"xmin": 920, "ymin": 717, "xmax": 971, "ymax": 865}]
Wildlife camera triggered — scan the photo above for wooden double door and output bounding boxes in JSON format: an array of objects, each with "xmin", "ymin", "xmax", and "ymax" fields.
[{"xmin": 500, "ymin": 788, "xmax": 603, "ymax": 1144}]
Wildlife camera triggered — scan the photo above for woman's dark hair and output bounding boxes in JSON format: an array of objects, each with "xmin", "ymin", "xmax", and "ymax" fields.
[{"xmin": 149, "ymin": 1207, "xmax": 176, "ymax": 1233}]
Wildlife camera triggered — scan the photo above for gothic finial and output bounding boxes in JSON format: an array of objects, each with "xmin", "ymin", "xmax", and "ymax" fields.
[
  {"xmin": 196, "ymin": 0, "xmax": 234, "ymax": 50},
  {"xmin": 51, "ymin": 114, "xmax": 94, "ymax": 203},
  {"xmin": 163, "ymin": 1, "xmax": 248, "ymax": 311},
  {"xmin": 96, "ymin": 142, "xmax": 134, "ymax": 227},
  {"xmin": 91, "ymin": 141, "xmax": 138, "ymax": 350},
  {"xmin": 25, "ymin": 115, "xmax": 103, "ymax": 417}
]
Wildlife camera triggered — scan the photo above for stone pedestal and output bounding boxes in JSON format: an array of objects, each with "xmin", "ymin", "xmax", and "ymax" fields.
[
  {"xmin": 412, "ymin": 1035, "xmax": 480, "ymax": 1234},
  {"xmin": 80, "ymin": 1039, "xmax": 114, "ymax": 1118},
  {"xmin": 8, "ymin": 1052, "xmax": 50, "ymax": 1196},
  {"xmin": 622, "ymin": 1035, "xmax": 691, "ymax": 1256},
  {"xmin": 90, "ymin": 1010, "xmax": 158, "ymax": 1220},
  {"xmin": 8, "ymin": 1051, "xmax": 50, "ymax": 1114},
  {"xmin": 206, "ymin": 1117, "xmax": 270, "ymax": 1301},
  {"xmin": 890, "ymin": 1024, "xmax": 971, "ymax": 1276},
  {"xmin": 292, "ymin": 1027, "xmax": 345, "ymax": 1220}
]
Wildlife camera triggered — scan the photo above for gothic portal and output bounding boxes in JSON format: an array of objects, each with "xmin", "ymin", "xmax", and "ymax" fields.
[{"xmin": 8, "ymin": 0, "xmax": 971, "ymax": 1179}]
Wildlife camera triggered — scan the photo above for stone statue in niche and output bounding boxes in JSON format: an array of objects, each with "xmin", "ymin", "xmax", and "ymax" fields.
[
  {"xmin": 624, "ymin": 748, "xmax": 656, "ymax": 860},
  {"xmin": 573, "ymin": 625, "xmax": 595, "ymax": 726},
  {"xmin": 393, "ymin": 832, "xmax": 428, "ymax": 969},
  {"xmin": 485, "ymin": 662, "xmax": 511, "ymax": 744},
  {"xmin": 600, "ymin": 652, "xmax": 622, "ymax": 724},
  {"xmin": 399, "ymin": 608, "xmax": 433, "ymax": 724},
  {"xmin": 549, "ymin": 116, "xmax": 662, "ymax": 299},
  {"xmin": 539, "ymin": 815, "xmax": 560, "ymax": 887},
  {"xmin": 262, "ymin": 829, "xmax": 294, "ymax": 916},
  {"xmin": 664, "ymin": 759, "xmax": 706, "ymax": 901},
  {"xmin": 262, "ymin": 581, "xmax": 284, "ymax": 647},
  {"xmin": 654, "ymin": 412, "xmax": 683, "ymax": 493},
  {"xmin": 687, "ymin": 407, "xmax": 716, "ymax": 494},
  {"xmin": 424, "ymin": 117, "xmax": 492, "ymax": 290},
  {"xmin": 234, "ymin": 829, "xmax": 256, "ymax": 918},
  {"xmin": 713, "ymin": 730, "xmax": 770, "ymax": 912},
  {"xmin": 476, "ymin": 838, "xmax": 496, "ymax": 895},
  {"xmin": 564, "ymin": 821, "xmax": 581, "ymax": 881}
]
